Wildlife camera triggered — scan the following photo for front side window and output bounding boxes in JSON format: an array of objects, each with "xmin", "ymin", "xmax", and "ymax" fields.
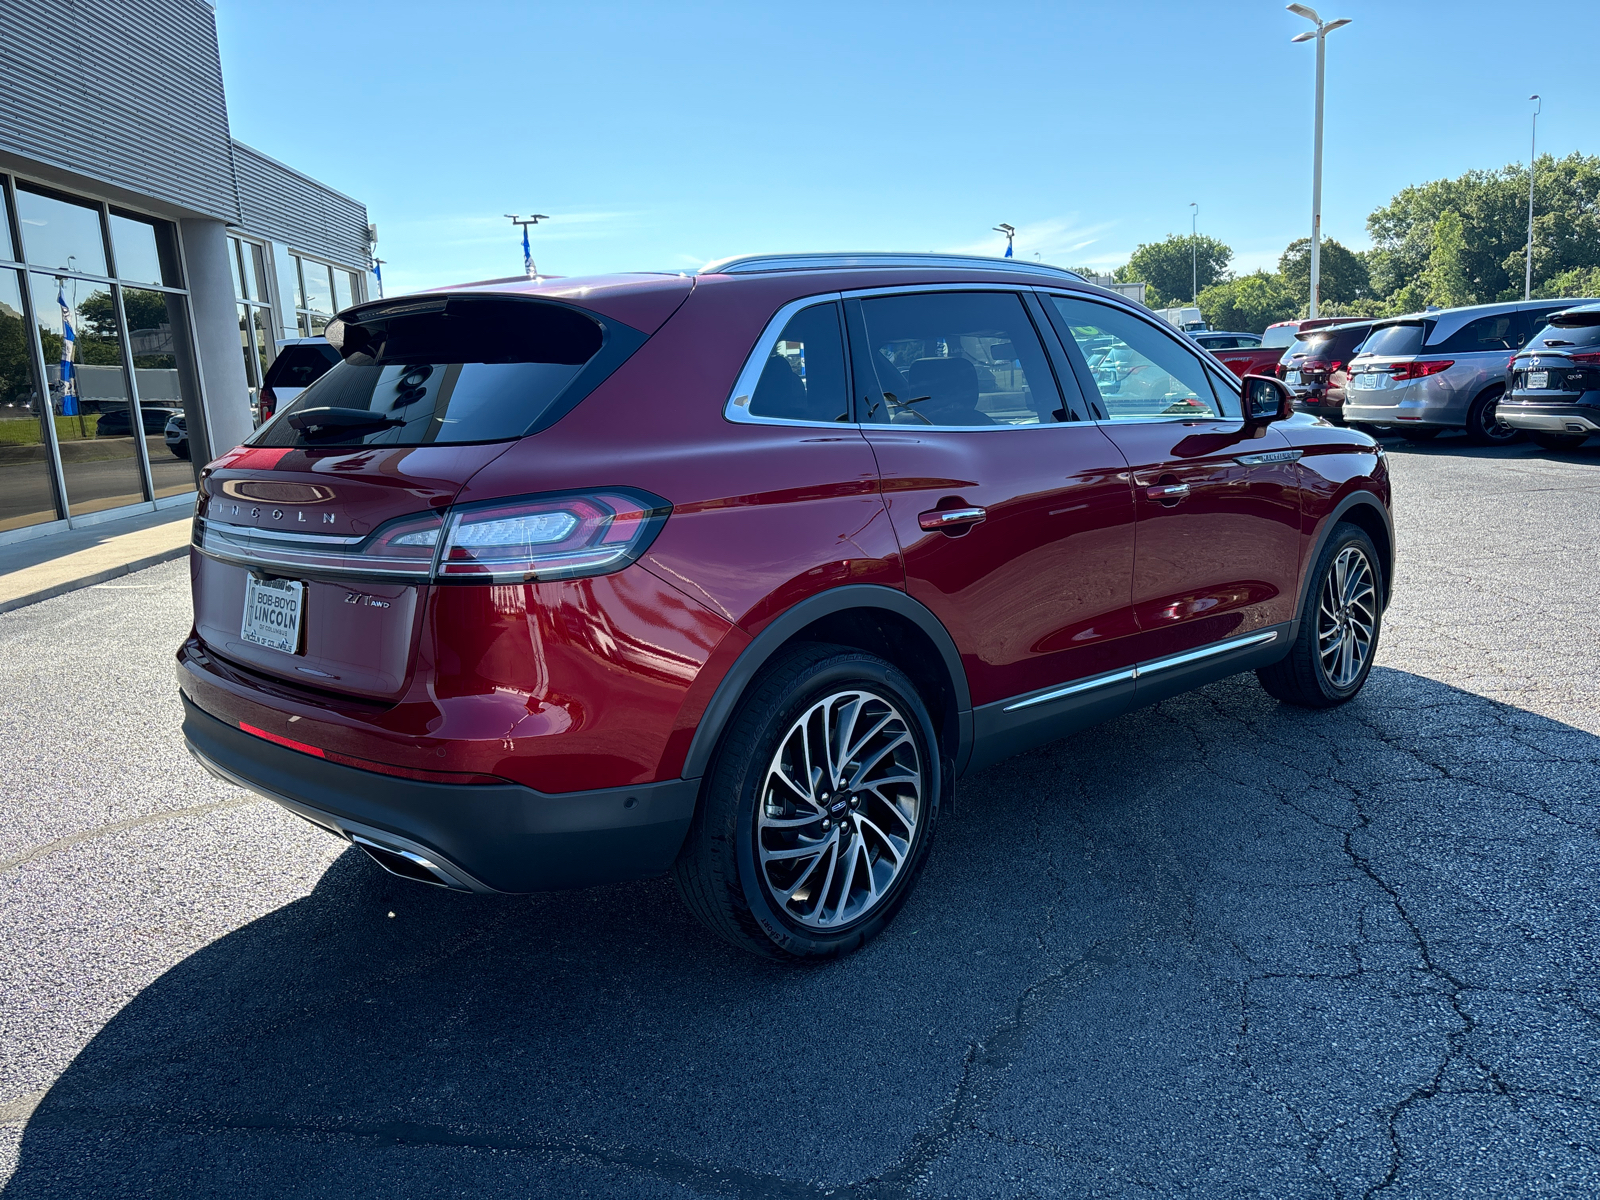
[
  {"xmin": 744, "ymin": 302, "xmax": 849, "ymax": 423},
  {"xmin": 854, "ymin": 291, "xmax": 1067, "ymax": 427},
  {"xmin": 1050, "ymin": 296, "xmax": 1236, "ymax": 421}
]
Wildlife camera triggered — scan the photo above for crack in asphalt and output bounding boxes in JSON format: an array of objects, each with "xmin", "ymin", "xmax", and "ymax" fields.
[{"xmin": 0, "ymin": 796, "xmax": 259, "ymax": 876}]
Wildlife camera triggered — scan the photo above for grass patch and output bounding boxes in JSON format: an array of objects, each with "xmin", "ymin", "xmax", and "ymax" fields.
[{"xmin": 0, "ymin": 414, "xmax": 102, "ymax": 445}]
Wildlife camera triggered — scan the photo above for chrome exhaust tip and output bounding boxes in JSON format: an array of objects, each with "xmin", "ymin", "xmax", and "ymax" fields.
[{"xmin": 349, "ymin": 835, "xmax": 470, "ymax": 891}]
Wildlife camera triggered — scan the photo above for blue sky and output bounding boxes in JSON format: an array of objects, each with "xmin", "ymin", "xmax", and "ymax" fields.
[{"xmin": 217, "ymin": 1, "xmax": 1600, "ymax": 296}]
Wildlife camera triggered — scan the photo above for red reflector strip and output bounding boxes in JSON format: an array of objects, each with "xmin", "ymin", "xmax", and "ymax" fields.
[{"xmin": 240, "ymin": 722, "xmax": 325, "ymax": 757}]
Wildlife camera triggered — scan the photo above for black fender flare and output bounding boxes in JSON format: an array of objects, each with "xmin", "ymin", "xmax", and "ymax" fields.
[
  {"xmin": 1294, "ymin": 490, "xmax": 1395, "ymax": 627},
  {"xmin": 680, "ymin": 584, "xmax": 972, "ymax": 781}
]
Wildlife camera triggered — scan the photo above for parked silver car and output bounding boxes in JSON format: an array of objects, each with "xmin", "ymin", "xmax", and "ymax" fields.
[{"xmin": 1342, "ymin": 299, "xmax": 1599, "ymax": 444}]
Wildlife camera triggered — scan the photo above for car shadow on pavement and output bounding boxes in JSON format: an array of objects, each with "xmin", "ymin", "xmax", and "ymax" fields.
[{"xmin": 6, "ymin": 666, "xmax": 1600, "ymax": 1198}]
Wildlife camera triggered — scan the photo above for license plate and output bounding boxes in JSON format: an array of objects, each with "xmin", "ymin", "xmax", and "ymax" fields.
[
  {"xmin": 241, "ymin": 575, "xmax": 305, "ymax": 654},
  {"xmin": 1353, "ymin": 372, "xmax": 1377, "ymax": 389},
  {"xmin": 1286, "ymin": 370, "xmax": 1302, "ymax": 386},
  {"xmin": 1528, "ymin": 370, "xmax": 1548, "ymax": 390}
]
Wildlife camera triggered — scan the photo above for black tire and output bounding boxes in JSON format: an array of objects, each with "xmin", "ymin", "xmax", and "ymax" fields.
[
  {"xmin": 672, "ymin": 643, "xmax": 940, "ymax": 960},
  {"xmin": 1531, "ymin": 431, "xmax": 1587, "ymax": 451},
  {"xmin": 1465, "ymin": 386, "xmax": 1522, "ymax": 445},
  {"xmin": 1257, "ymin": 523, "xmax": 1383, "ymax": 709},
  {"xmin": 1398, "ymin": 427, "xmax": 1440, "ymax": 442},
  {"xmin": 169, "ymin": 444, "xmax": 190, "ymax": 460}
]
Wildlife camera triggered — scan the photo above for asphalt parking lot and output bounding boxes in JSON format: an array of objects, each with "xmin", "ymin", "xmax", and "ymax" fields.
[{"xmin": 2, "ymin": 433, "xmax": 1598, "ymax": 1198}]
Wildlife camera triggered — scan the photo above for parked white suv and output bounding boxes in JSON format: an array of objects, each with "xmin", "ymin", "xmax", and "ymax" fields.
[{"xmin": 1343, "ymin": 299, "xmax": 1599, "ymax": 444}]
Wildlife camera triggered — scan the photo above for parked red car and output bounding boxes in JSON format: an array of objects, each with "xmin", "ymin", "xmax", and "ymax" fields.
[{"xmin": 179, "ymin": 254, "xmax": 1393, "ymax": 960}]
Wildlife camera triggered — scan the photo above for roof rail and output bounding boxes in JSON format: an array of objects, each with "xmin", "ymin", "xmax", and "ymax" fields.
[{"xmin": 698, "ymin": 252, "xmax": 1085, "ymax": 281}]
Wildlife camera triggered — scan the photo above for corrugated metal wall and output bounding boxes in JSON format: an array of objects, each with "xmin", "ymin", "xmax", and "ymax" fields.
[
  {"xmin": 232, "ymin": 142, "xmax": 368, "ymax": 268},
  {"xmin": 0, "ymin": 0, "xmax": 368, "ymax": 267},
  {"xmin": 0, "ymin": 0, "xmax": 236, "ymax": 220}
]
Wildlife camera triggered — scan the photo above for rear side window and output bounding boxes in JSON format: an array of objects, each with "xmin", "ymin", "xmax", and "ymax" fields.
[
  {"xmin": 252, "ymin": 298, "xmax": 637, "ymax": 448},
  {"xmin": 262, "ymin": 342, "xmax": 339, "ymax": 389},
  {"xmin": 1359, "ymin": 322, "xmax": 1429, "ymax": 357},
  {"xmin": 746, "ymin": 303, "xmax": 850, "ymax": 423},
  {"xmin": 852, "ymin": 291, "xmax": 1069, "ymax": 427},
  {"xmin": 1434, "ymin": 312, "xmax": 1528, "ymax": 354}
]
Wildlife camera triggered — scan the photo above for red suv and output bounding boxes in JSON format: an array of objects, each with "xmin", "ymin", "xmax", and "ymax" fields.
[{"xmin": 179, "ymin": 253, "xmax": 1393, "ymax": 960}]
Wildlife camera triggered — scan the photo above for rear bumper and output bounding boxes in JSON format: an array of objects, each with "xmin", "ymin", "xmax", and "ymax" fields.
[
  {"xmin": 181, "ymin": 694, "xmax": 698, "ymax": 893},
  {"xmin": 1498, "ymin": 402, "xmax": 1600, "ymax": 434}
]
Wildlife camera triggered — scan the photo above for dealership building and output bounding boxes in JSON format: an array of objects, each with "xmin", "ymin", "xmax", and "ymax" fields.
[{"xmin": 0, "ymin": 0, "xmax": 371, "ymax": 546}]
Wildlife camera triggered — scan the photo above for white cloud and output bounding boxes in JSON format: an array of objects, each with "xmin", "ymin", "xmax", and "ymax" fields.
[{"xmin": 940, "ymin": 215, "xmax": 1120, "ymax": 268}]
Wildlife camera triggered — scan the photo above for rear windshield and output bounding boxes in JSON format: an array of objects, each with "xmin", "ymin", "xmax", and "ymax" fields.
[
  {"xmin": 262, "ymin": 342, "xmax": 339, "ymax": 390},
  {"xmin": 1260, "ymin": 325, "xmax": 1298, "ymax": 349},
  {"xmin": 1530, "ymin": 318, "xmax": 1600, "ymax": 350},
  {"xmin": 1357, "ymin": 322, "xmax": 1429, "ymax": 357},
  {"xmin": 1282, "ymin": 334, "xmax": 1329, "ymax": 362},
  {"xmin": 252, "ymin": 298, "xmax": 616, "ymax": 448}
]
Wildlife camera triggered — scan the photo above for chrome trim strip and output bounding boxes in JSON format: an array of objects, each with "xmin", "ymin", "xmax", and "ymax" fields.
[
  {"xmin": 1001, "ymin": 667, "xmax": 1136, "ymax": 713},
  {"xmin": 723, "ymin": 292, "xmax": 848, "ymax": 428},
  {"xmin": 197, "ymin": 518, "xmax": 367, "ymax": 546},
  {"xmin": 1234, "ymin": 449, "xmax": 1304, "ymax": 466},
  {"xmin": 999, "ymin": 629, "xmax": 1281, "ymax": 713}
]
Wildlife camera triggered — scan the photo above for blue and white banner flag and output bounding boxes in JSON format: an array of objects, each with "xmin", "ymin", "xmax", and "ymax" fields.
[
  {"xmin": 57, "ymin": 287, "xmax": 79, "ymax": 416},
  {"xmin": 1004, "ymin": 240, "xmax": 1013, "ymax": 258},
  {"xmin": 523, "ymin": 226, "xmax": 533, "ymax": 277}
]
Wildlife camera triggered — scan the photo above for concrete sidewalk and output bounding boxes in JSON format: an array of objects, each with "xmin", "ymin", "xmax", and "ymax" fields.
[{"xmin": 0, "ymin": 504, "xmax": 194, "ymax": 615}]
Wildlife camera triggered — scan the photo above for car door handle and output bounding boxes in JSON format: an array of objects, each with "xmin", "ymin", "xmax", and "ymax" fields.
[
  {"xmin": 919, "ymin": 506, "xmax": 987, "ymax": 531},
  {"xmin": 1144, "ymin": 484, "xmax": 1191, "ymax": 502}
]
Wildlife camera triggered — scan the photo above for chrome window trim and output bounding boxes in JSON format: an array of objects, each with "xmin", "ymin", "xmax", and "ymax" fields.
[
  {"xmin": 723, "ymin": 292, "xmax": 848, "ymax": 428},
  {"xmin": 1001, "ymin": 629, "xmax": 1280, "ymax": 713}
]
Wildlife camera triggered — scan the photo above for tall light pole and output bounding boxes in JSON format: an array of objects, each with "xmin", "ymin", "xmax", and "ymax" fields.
[
  {"xmin": 1289, "ymin": 5, "xmax": 1350, "ymax": 318},
  {"xmin": 1525, "ymin": 95, "xmax": 1541, "ymax": 300},
  {"xmin": 1189, "ymin": 202, "xmax": 1198, "ymax": 302}
]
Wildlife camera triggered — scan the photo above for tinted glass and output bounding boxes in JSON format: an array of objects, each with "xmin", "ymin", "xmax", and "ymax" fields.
[
  {"xmin": 16, "ymin": 186, "xmax": 108, "ymax": 276},
  {"xmin": 1051, "ymin": 295, "xmax": 1235, "ymax": 420},
  {"xmin": 0, "ymin": 269, "xmax": 59, "ymax": 531},
  {"xmin": 856, "ymin": 291, "xmax": 1066, "ymax": 427},
  {"xmin": 253, "ymin": 308, "xmax": 273, "ymax": 382},
  {"xmin": 1260, "ymin": 325, "xmax": 1299, "ymax": 349},
  {"xmin": 108, "ymin": 211, "xmax": 178, "ymax": 286},
  {"xmin": 1531, "ymin": 318, "xmax": 1600, "ymax": 350},
  {"xmin": 227, "ymin": 239, "xmax": 246, "ymax": 301},
  {"xmin": 30, "ymin": 272, "xmax": 144, "ymax": 514},
  {"xmin": 332, "ymin": 268, "xmax": 351, "ymax": 313},
  {"xmin": 263, "ymin": 343, "xmax": 339, "ymax": 389},
  {"xmin": 254, "ymin": 300, "xmax": 604, "ymax": 447},
  {"xmin": 1436, "ymin": 312, "xmax": 1526, "ymax": 354},
  {"xmin": 1358, "ymin": 322, "xmax": 1427, "ymax": 357},
  {"xmin": 123, "ymin": 287, "xmax": 196, "ymax": 497},
  {"xmin": 237, "ymin": 305, "xmax": 260, "ymax": 389},
  {"xmin": 245, "ymin": 243, "xmax": 267, "ymax": 302},
  {"xmin": 743, "ymin": 303, "xmax": 849, "ymax": 423},
  {"xmin": 274, "ymin": 244, "xmax": 301, "ymax": 322}
]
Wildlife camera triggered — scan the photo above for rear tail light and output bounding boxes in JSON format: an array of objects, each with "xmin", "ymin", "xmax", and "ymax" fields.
[
  {"xmin": 259, "ymin": 386, "xmax": 278, "ymax": 420},
  {"xmin": 1569, "ymin": 352, "xmax": 1600, "ymax": 365},
  {"xmin": 195, "ymin": 489, "xmax": 669, "ymax": 584},
  {"xmin": 1390, "ymin": 360, "xmax": 1453, "ymax": 381}
]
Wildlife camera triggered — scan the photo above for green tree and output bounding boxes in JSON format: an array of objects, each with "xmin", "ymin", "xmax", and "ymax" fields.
[
  {"xmin": 1421, "ymin": 210, "xmax": 1472, "ymax": 308},
  {"xmin": 1278, "ymin": 237, "xmax": 1371, "ymax": 306},
  {"xmin": 1116, "ymin": 233, "xmax": 1232, "ymax": 303},
  {"xmin": 1197, "ymin": 271, "xmax": 1299, "ymax": 335},
  {"xmin": 1366, "ymin": 153, "xmax": 1600, "ymax": 305}
]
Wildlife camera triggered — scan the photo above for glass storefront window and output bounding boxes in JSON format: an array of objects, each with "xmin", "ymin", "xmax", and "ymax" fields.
[
  {"xmin": 0, "ymin": 269, "xmax": 59, "ymax": 531},
  {"xmin": 0, "ymin": 187, "xmax": 15, "ymax": 262},
  {"xmin": 244, "ymin": 242, "xmax": 267, "ymax": 302},
  {"xmin": 29, "ymin": 271, "xmax": 145, "ymax": 516},
  {"xmin": 108, "ymin": 211, "xmax": 179, "ymax": 287},
  {"xmin": 16, "ymin": 186, "xmax": 109, "ymax": 277},
  {"xmin": 253, "ymin": 308, "xmax": 272, "ymax": 382},
  {"xmin": 123, "ymin": 287, "xmax": 195, "ymax": 499},
  {"xmin": 227, "ymin": 239, "xmax": 245, "ymax": 301},
  {"xmin": 299, "ymin": 257, "xmax": 331, "ymax": 314}
]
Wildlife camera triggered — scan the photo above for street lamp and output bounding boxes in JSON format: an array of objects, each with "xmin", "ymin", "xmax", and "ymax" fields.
[
  {"xmin": 1289, "ymin": 5, "xmax": 1351, "ymax": 318},
  {"xmin": 993, "ymin": 223, "xmax": 1015, "ymax": 258},
  {"xmin": 1189, "ymin": 202, "xmax": 1198, "ymax": 302},
  {"xmin": 1526, "ymin": 95, "xmax": 1541, "ymax": 300}
]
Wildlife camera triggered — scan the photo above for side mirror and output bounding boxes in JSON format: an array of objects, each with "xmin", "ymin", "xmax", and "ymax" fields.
[{"xmin": 1240, "ymin": 373, "xmax": 1293, "ymax": 436}]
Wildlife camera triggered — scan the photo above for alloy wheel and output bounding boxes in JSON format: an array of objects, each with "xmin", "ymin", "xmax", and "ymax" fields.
[
  {"xmin": 1316, "ymin": 546, "xmax": 1378, "ymax": 689},
  {"xmin": 756, "ymin": 689, "xmax": 924, "ymax": 930}
]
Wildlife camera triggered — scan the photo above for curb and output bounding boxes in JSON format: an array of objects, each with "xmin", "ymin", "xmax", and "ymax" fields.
[{"xmin": 0, "ymin": 545, "xmax": 190, "ymax": 616}]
